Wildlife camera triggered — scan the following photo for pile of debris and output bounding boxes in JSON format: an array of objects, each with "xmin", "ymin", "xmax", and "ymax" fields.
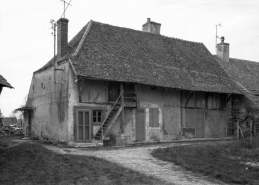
[{"xmin": 0, "ymin": 124, "xmax": 24, "ymax": 136}]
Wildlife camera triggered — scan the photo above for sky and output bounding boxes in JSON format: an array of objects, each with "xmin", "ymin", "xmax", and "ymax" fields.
[{"xmin": 0, "ymin": 0, "xmax": 258, "ymax": 117}]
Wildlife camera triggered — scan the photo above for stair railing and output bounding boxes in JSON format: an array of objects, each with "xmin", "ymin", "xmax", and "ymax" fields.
[{"xmin": 99, "ymin": 90, "xmax": 124, "ymax": 140}]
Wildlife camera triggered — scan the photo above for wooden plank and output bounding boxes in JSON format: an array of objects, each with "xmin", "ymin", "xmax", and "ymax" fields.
[
  {"xmin": 136, "ymin": 108, "xmax": 145, "ymax": 141},
  {"xmin": 152, "ymin": 108, "xmax": 159, "ymax": 127}
]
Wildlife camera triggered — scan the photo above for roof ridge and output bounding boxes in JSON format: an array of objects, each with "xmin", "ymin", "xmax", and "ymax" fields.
[
  {"xmin": 230, "ymin": 57, "xmax": 259, "ymax": 64},
  {"xmin": 72, "ymin": 20, "xmax": 93, "ymax": 57},
  {"xmin": 92, "ymin": 21, "xmax": 201, "ymax": 44}
]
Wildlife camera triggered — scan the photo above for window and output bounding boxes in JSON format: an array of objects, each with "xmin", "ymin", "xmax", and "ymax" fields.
[
  {"xmin": 93, "ymin": 110, "xmax": 102, "ymax": 124},
  {"xmin": 149, "ymin": 108, "xmax": 159, "ymax": 127}
]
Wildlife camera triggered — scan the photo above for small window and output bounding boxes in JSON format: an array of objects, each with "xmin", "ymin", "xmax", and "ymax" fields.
[
  {"xmin": 149, "ymin": 108, "xmax": 159, "ymax": 127},
  {"xmin": 32, "ymin": 85, "xmax": 34, "ymax": 90},
  {"xmin": 41, "ymin": 83, "xmax": 43, "ymax": 88},
  {"xmin": 93, "ymin": 110, "xmax": 102, "ymax": 124}
]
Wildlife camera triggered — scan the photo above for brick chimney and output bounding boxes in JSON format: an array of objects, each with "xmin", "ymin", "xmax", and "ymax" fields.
[
  {"xmin": 216, "ymin": 36, "xmax": 229, "ymax": 62},
  {"xmin": 57, "ymin": 18, "xmax": 69, "ymax": 60},
  {"xmin": 142, "ymin": 18, "xmax": 161, "ymax": 34}
]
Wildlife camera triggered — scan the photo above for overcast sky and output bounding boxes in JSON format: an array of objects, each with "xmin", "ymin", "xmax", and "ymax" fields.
[{"xmin": 0, "ymin": 0, "xmax": 258, "ymax": 116}]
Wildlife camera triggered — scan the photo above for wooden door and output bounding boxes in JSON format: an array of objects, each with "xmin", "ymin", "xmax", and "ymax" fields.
[
  {"xmin": 108, "ymin": 82, "xmax": 120, "ymax": 102},
  {"xmin": 77, "ymin": 110, "xmax": 91, "ymax": 141},
  {"xmin": 196, "ymin": 109, "xmax": 205, "ymax": 138},
  {"xmin": 136, "ymin": 109, "xmax": 145, "ymax": 141}
]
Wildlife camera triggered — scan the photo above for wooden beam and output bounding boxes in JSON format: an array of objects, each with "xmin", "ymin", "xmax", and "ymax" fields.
[
  {"xmin": 237, "ymin": 120, "xmax": 240, "ymax": 139},
  {"xmin": 185, "ymin": 91, "xmax": 194, "ymax": 107},
  {"xmin": 162, "ymin": 88, "xmax": 169, "ymax": 99},
  {"xmin": 226, "ymin": 94, "xmax": 232, "ymax": 104},
  {"xmin": 120, "ymin": 83, "xmax": 125, "ymax": 133},
  {"xmin": 78, "ymin": 79, "xmax": 85, "ymax": 102}
]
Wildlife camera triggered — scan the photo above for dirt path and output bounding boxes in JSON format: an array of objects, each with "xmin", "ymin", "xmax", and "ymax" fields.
[{"xmin": 45, "ymin": 143, "xmax": 229, "ymax": 185}]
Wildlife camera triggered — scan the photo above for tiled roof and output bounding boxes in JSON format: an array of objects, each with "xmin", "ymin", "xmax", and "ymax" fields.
[
  {"xmin": 217, "ymin": 57, "xmax": 259, "ymax": 92},
  {"xmin": 37, "ymin": 20, "xmax": 241, "ymax": 94},
  {"xmin": 70, "ymin": 21, "xmax": 240, "ymax": 94},
  {"xmin": 0, "ymin": 74, "xmax": 13, "ymax": 88},
  {"xmin": 216, "ymin": 57, "xmax": 259, "ymax": 108}
]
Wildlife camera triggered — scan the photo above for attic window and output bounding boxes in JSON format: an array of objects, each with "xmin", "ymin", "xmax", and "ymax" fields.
[{"xmin": 151, "ymin": 86, "xmax": 157, "ymax": 90}]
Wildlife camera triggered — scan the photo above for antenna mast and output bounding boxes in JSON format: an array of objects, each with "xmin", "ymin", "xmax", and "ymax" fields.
[
  {"xmin": 60, "ymin": 0, "xmax": 72, "ymax": 18},
  {"xmin": 215, "ymin": 23, "xmax": 222, "ymax": 52},
  {"xmin": 50, "ymin": 20, "xmax": 57, "ymax": 57}
]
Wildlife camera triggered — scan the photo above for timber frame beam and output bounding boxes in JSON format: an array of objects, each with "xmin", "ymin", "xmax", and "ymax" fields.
[{"xmin": 185, "ymin": 91, "xmax": 194, "ymax": 107}]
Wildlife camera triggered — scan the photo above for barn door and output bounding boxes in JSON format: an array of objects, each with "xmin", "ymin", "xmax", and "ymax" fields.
[
  {"xmin": 76, "ymin": 110, "xmax": 91, "ymax": 141},
  {"xmin": 196, "ymin": 109, "xmax": 205, "ymax": 138},
  {"xmin": 136, "ymin": 108, "xmax": 145, "ymax": 141}
]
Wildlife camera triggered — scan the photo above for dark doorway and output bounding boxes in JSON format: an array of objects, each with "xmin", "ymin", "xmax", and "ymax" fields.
[{"xmin": 108, "ymin": 82, "xmax": 120, "ymax": 102}]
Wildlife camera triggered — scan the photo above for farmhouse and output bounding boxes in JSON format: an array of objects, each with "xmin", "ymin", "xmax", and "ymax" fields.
[{"xmin": 23, "ymin": 18, "xmax": 246, "ymax": 144}]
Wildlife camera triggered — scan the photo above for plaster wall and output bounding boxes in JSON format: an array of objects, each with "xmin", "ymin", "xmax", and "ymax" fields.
[
  {"xmin": 67, "ymin": 78, "xmax": 231, "ymax": 143},
  {"xmin": 27, "ymin": 62, "xmax": 69, "ymax": 142},
  {"xmin": 135, "ymin": 84, "xmax": 165, "ymax": 141},
  {"xmin": 80, "ymin": 80, "xmax": 106, "ymax": 103},
  {"xmin": 205, "ymin": 110, "xmax": 227, "ymax": 137}
]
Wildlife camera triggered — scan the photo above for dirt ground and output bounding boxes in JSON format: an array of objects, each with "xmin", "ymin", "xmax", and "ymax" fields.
[
  {"xmin": 1, "ymin": 135, "xmax": 230, "ymax": 185},
  {"xmin": 45, "ymin": 142, "xmax": 229, "ymax": 185}
]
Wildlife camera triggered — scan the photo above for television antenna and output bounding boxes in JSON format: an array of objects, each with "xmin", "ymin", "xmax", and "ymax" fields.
[
  {"xmin": 60, "ymin": 0, "xmax": 72, "ymax": 18},
  {"xmin": 215, "ymin": 23, "xmax": 223, "ymax": 47}
]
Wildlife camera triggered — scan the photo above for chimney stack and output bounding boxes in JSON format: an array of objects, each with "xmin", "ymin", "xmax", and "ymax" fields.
[
  {"xmin": 57, "ymin": 18, "xmax": 69, "ymax": 60},
  {"xmin": 142, "ymin": 18, "xmax": 161, "ymax": 34},
  {"xmin": 216, "ymin": 36, "xmax": 229, "ymax": 62}
]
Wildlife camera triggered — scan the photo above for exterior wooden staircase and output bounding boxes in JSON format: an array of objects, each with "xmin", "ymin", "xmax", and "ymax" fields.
[{"xmin": 94, "ymin": 91, "xmax": 123, "ymax": 141}]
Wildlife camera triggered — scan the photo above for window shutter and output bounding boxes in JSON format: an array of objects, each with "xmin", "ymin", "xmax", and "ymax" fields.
[
  {"xmin": 149, "ymin": 108, "xmax": 159, "ymax": 127},
  {"xmin": 152, "ymin": 108, "xmax": 159, "ymax": 127}
]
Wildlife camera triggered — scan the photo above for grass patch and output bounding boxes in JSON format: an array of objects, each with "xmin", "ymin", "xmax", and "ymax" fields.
[
  {"xmin": 0, "ymin": 139, "xmax": 166, "ymax": 185},
  {"xmin": 152, "ymin": 141, "xmax": 259, "ymax": 185}
]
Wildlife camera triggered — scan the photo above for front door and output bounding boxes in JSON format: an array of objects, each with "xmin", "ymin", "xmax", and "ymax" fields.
[
  {"xmin": 76, "ymin": 110, "xmax": 91, "ymax": 141},
  {"xmin": 136, "ymin": 108, "xmax": 145, "ymax": 141}
]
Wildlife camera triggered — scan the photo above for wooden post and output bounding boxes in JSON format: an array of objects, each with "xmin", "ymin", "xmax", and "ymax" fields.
[
  {"xmin": 254, "ymin": 122, "xmax": 257, "ymax": 137},
  {"xmin": 237, "ymin": 120, "xmax": 240, "ymax": 139},
  {"xmin": 120, "ymin": 83, "xmax": 125, "ymax": 133}
]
